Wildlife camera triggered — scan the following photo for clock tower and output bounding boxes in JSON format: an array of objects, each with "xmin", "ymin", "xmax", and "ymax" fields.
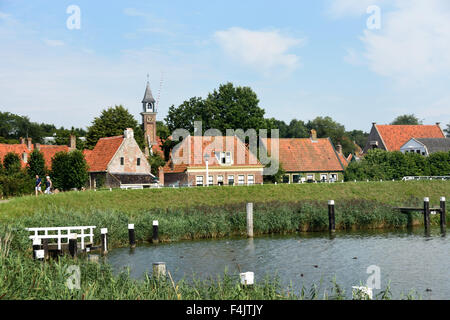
[{"xmin": 141, "ymin": 78, "xmax": 157, "ymax": 156}]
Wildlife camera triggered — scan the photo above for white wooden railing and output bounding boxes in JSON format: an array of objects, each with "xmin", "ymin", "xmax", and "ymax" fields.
[{"xmin": 26, "ymin": 226, "xmax": 96, "ymax": 250}]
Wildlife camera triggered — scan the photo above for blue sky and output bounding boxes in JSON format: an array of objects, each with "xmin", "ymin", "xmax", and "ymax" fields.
[{"xmin": 1, "ymin": 0, "xmax": 449, "ymax": 132}]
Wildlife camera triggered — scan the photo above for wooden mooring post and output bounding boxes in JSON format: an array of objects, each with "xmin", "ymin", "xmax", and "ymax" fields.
[
  {"xmin": 152, "ymin": 221, "xmax": 159, "ymax": 244},
  {"xmin": 246, "ymin": 203, "xmax": 254, "ymax": 238},
  {"xmin": 328, "ymin": 200, "xmax": 336, "ymax": 232},
  {"xmin": 69, "ymin": 233, "xmax": 78, "ymax": 258},
  {"xmin": 42, "ymin": 239, "xmax": 49, "ymax": 260},
  {"xmin": 101, "ymin": 228, "xmax": 108, "ymax": 255},
  {"xmin": 153, "ymin": 262, "xmax": 166, "ymax": 278},
  {"xmin": 424, "ymin": 198, "xmax": 431, "ymax": 231},
  {"xmin": 441, "ymin": 197, "xmax": 446, "ymax": 230},
  {"xmin": 128, "ymin": 224, "xmax": 136, "ymax": 248},
  {"xmin": 32, "ymin": 238, "xmax": 41, "ymax": 260}
]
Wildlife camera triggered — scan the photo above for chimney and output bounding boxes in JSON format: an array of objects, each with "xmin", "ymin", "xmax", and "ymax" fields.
[
  {"xmin": 20, "ymin": 137, "xmax": 25, "ymax": 145},
  {"xmin": 436, "ymin": 122, "xmax": 441, "ymax": 126},
  {"xmin": 124, "ymin": 128, "xmax": 134, "ymax": 139},
  {"xmin": 310, "ymin": 129, "xmax": 317, "ymax": 141},
  {"xmin": 36, "ymin": 143, "xmax": 41, "ymax": 151},
  {"xmin": 22, "ymin": 152, "xmax": 28, "ymax": 163},
  {"xmin": 69, "ymin": 135, "xmax": 76, "ymax": 150},
  {"xmin": 158, "ymin": 167, "xmax": 164, "ymax": 186},
  {"xmin": 26, "ymin": 137, "xmax": 32, "ymax": 150},
  {"xmin": 337, "ymin": 144, "xmax": 343, "ymax": 154}
]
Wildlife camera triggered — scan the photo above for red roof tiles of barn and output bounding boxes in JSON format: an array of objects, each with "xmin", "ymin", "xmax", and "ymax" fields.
[
  {"xmin": 84, "ymin": 136, "xmax": 124, "ymax": 172},
  {"xmin": 0, "ymin": 143, "xmax": 30, "ymax": 168},
  {"xmin": 39, "ymin": 145, "xmax": 70, "ymax": 169},
  {"xmin": 164, "ymin": 136, "xmax": 262, "ymax": 173},
  {"xmin": 151, "ymin": 136, "xmax": 164, "ymax": 157},
  {"xmin": 261, "ymin": 138, "xmax": 345, "ymax": 172},
  {"xmin": 375, "ymin": 124, "xmax": 445, "ymax": 151}
]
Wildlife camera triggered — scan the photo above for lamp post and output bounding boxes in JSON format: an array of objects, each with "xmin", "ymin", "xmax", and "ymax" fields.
[{"xmin": 204, "ymin": 153, "xmax": 210, "ymax": 187}]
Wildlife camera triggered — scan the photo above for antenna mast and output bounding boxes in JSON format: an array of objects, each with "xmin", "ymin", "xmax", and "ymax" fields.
[{"xmin": 156, "ymin": 71, "xmax": 164, "ymax": 112}]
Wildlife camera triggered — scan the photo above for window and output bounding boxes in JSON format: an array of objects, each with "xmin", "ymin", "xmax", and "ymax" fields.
[
  {"xmin": 137, "ymin": 158, "xmax": 141, "ymax": 166},
  {"xmin": 226, "ymin": 152, "xmax": 231, "ymax": 164},
  {"xmin": 320, "ymin": 174, "xmax": 328, "ymax": 182},
  {"xmin": 238, "ymin": 175, "xmax": 245, "ymax": 185},
  {"xmin": 217, "ymin": 175, "xmax": 224, "ymax": 186},
  {"xmin": 293, "ymin": 175, "xmax": 300, "ymax": 183},
  {"xmin": 283, "ymin": 175, "xmax": 290, "ymax": 184},
  {"xmin": 208, "ymin": 175, "xmax": 214, "ymax": 186},
  {"xmin": 330, "ymin": 174, "xmax": 337, "ymax": 182},
  {"xmin": 120, "ymin": 157, "xmax": 124, "ymax": 165},
  {"xmin": 228, "ymin": 175, "xmax": 234, "ymax": 186},
  {"xmin": 248, "ymin": 175, "xmax": 254, "ymax": 185},
  {"xmin": 196, "ymin": 176, "xmax": 204, "ymax": 187},
  {"xmin": 307, "ymin": 174, "xmax": 314, "ymax": 181},
  {"xmin": 215, "ymin": 151, "xmax": 232, "ymax": 165}
]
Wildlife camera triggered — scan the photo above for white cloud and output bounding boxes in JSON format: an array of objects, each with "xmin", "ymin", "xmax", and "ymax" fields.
[
  {"xmin": 43, "ymin": 39, "xmax": 64, "ymax": 47},
  {"xmin": 360, "ymin": 0, "xmax": 450, "ymax": 83},
  {"xmin": 214, "ymin": 27, "xmax": 304, "ymax": 74}
]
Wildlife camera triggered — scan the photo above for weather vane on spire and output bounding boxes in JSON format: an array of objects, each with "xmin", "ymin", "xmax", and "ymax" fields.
[{"xmin": 146, "ymin": 73, "xmax": 149, "ymax": 82}]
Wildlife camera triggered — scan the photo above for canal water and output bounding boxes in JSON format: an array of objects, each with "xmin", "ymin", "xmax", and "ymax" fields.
[{"xmin": 107, "ymin": 227, "xmax": 450, "ymax": 299}]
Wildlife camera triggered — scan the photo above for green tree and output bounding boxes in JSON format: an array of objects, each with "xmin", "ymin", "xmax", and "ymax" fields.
[
  {"xmin": 306, "ymin": 116, "xmax": 356, "ymax": 155},
  {"xmin": 51, "ymin": 152, "xmax": 71, "ymax": 191},
  {"xmin": 51, "ymin": 151, "xmax": 89, "ymax": 191},
  {"xmin": 148, "ymin": 153, "xmax": 166, "ymax": 176},
  {"xmin": 67, "ymin": 150, "xmax": 89, "ymax": 189},
  {"xmin": 27, "ymin": 149, "xmax": 46, "ymax": 178},
  {"xmin": 3, "ymin": 152, "xmax": 21, "ymax": 175},
  {"xmin": 86, "ymin": 105, "xmax": 144, "ymax": 149},
  {"xmin": 427, "ymin": 152, "xmax": 450, "ymax": 176},
  {"xmin": 165, "ymin": 83, "xmax": 267, "ymax": 134},
  {"xmin": 444, "ymin": 123, "xmax": 450, "ymax": 138},
  {"xmin": 287, "ymin": 119, "xmax": 308, "ymax": 138},
  {"xmin": 263, "ymin": 162, "xmax": 286, "ymax": 184},
  {"xmin": 390, "ymin": 114, "xmax": 422, "ymax": 125},
  {"xmin": 346, "ymin": 130, "xmax": 369, "ymax": 149}
]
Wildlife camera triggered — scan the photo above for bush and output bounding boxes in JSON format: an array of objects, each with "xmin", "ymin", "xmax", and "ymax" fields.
[
  {"xmin": 0, "ymin": 173, "xmax": 34, "ymax": 198},
  {"xmin": 27, "ymin": 149, "xmax": 46, "ymax": 178},
  {"xmin": 51, "ymin": 150, "xmax": 88, "ymax": 191},
  {"xmin": 3, "ymin": 152, "xmax": 21, "ymax": 175},
  {"xmin": 345, "ymin": 149, "xmax": 450, "ymax": 181}
]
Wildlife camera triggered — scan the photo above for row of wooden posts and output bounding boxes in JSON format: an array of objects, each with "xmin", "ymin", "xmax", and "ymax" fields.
[{"xmin": 33, "ymin": 197, "xmax": 446, "ymax": 261}]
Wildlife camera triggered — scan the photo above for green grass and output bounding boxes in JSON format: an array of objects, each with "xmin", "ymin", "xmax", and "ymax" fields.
[
  {"xmin": 0, "ymin": 181, "xmax": 448, "ymax": 250},
  {"xmin": 1, "ymin": 180, "xmax": 449, "ymax": 220}
]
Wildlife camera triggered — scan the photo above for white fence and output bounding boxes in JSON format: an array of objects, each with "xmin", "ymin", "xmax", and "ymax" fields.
[{"xmin": 26, "ymin": 226, "xmax": 96, "ymax": 250}]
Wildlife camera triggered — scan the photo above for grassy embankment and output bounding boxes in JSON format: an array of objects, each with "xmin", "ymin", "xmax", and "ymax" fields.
[
  {"xmin": 1, "ymin": 181, "xmax": 443, "ymax": 300},
  {"xmin": 0, "ymin": 180, "xmax": 448, "ymax": 250}
]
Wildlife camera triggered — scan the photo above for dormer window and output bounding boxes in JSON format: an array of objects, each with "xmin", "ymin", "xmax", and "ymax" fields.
[{"xmin": 215, "ymin": 151, "xmax": 232, "ymax": 165}]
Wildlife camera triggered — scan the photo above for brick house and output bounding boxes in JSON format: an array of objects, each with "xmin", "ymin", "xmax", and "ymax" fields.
[
  {"xmin": 363, "ymin": 122, "xmax": 445, "ymax": 153},
  {"xmin": 163, "ymin": 135, "xmax": 264, "ymax": 187},
  {"xmin": 0, "ymin": 136, "xmax": 75, "ymax": 170},
  {"xmin": 84, "ymin": 128, "xmax": 156, "ymax": 189},
  {"xmin": 260, "ymin": 130, "xmax": 349, "ymax": 183}
]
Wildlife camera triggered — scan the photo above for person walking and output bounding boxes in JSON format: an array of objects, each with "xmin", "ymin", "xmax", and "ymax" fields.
[
  {"xmin": 35, "ymin": 175, "xmax": 44, "ymax": 197},
  {"xmin": 44, "ymin": 176, "xmax": 53, "ymax": 194}
]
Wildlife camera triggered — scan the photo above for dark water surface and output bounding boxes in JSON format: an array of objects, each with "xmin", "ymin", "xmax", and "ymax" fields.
[{"xmin": 107, "ymin": 228, "xmax": 450, "ymax": 299}]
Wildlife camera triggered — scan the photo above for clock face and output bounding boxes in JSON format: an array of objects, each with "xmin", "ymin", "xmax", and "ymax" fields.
[{"xmin": 146, "ymin": 116, "xmax": 154, "ymax": 122}]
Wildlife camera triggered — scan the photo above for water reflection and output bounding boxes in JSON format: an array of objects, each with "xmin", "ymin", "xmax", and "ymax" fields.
[{"xmin": 107, "ymin": 227, "xmax": 450, "ymax": 299}]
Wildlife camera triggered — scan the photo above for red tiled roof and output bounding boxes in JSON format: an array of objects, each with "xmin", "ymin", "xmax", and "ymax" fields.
[
  {"xmin": 375, "ymin": 124, "xmax": 445, "ymax": 151},
  {"xmin": 261, "ymin": 138, "xmax": 345, "ymax": 172},
  {"xmin": 164, "ymin": 136, "xmax": 263, "ymax": 173},
  {"xmin": 0, "ymin": 143, "xmax": 70, "ymax": 170},
  {"xmin": 151, "ymin": 136, "xmax": 164, "ymax": 157},
  {"xmin": 84, "ymin": 136, "xmax": 124, "ymax": 172},
  {"xmin": 0, "ymin": 143, "xmax": 30, "ymax": 168},
  {"xmin": 337, "ymin": 152, "xmax": 349, "ymax": 168},
  {"xmin": 39, "ymin": 145, "xmax": 70, "ymax": 169}
]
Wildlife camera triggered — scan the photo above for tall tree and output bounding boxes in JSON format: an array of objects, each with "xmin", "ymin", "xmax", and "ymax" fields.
[
  {"xmin": 85, "ymin": 105, "xmax": 144, "ymax": 149},
  {"xmin": 3, "ymin": 152, "xmax": 21, "ymax": 175},
  {"xmin": 390, "ymin": 114, "xmax": 422, "ymax": 125},
  {"xmin": 165, "ymin": 83, "xmax": 267, "ymax": 135},
  {"xmin": 51, "ymin": 150, "xmax": 88, "ymax": 191},
  {"xmin": 306, "ymin": 116, "xmax": 356, "ymax": 155},
  {"xmin": 27, "ymin": 149, "xmax": 46, "ymax": 178}
]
